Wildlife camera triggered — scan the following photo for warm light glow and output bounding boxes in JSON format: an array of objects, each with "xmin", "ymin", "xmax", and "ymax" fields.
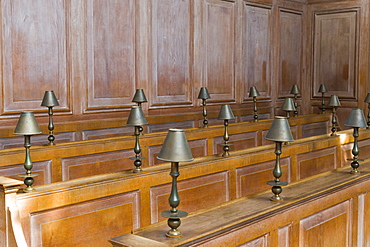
[{"xmin": 339, "ymin": 134, "xmax": 347, "ymax": 144}]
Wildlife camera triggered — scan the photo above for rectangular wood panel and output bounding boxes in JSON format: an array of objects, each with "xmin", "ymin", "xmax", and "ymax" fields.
[
  {"xmin": 201, "ymin": 0, "xmax": 236, "ymax": 102},
  {"xmin": 313, "ymin": 10, "xmax": 358, "ymax": 99},
  {"xmin": 150, "ymin": 0, "xmax": 192, "ymax": 107},
  {"xmin": 279, "ymin": 9, "xmax": 303, "ymax": 98},
  {"xmin": 86, "ymin": 0, "xmax": 136, "ymax": 110},
  {"xmin": 2, "ymin": 0, "xmax": 69, "ymax": 113},
  {"xmin": 242, "ymin": 3, "xmax": 272, "ymax": 101}
]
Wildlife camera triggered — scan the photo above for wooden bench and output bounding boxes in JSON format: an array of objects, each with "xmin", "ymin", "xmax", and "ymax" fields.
[
  {"xmin": 0, "ymin": 114, "xmax": 330, "ymax": 185},
  {"xmin": 0, "ymin": 127, "xmax": 368, "ymax": 247},
  {"xmin": 111, "ymin": 161, "xmax": 370, "ymax": 246}
]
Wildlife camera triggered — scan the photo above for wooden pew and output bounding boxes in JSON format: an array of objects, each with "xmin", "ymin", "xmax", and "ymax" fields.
[
  {"xmin": 0, "ymin": 127, "xmax": 368, "ymax": 247},
  {"xmin": 0, "ymin": 106, "xmax": 273, "ymax": 149},
  {"xmin": 0, "ymin": 114, "xmax": 330, "ymax": 185},
  {"xmin": 111, "ymin": 161, "xmax": 370, "ymax": 246}
]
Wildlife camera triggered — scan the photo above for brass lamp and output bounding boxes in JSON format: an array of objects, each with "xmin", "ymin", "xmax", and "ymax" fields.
[
  {"xmin": 318, "ymin": 84, "xmax": 328, "ymax": 113},
  {"xmin": 344, "ymin": 108, "xmax": 367, "ymax": 174},
  {"xmin": 265, "ymin": 116, "xmax": 294, "ymax": 201},
  {"xmin": 14, "ymin": 112, "xmax": 42, "ymax": 192},
  {"xmin": 126, "ymin": 106, "xmax": 148, "ymax": 172},
  {"xmin": 281, "ymin": 98, "xmax": 296, "ymax": 119},
  {"xmin": 327, "ymin": 95, "xmax": 341, "ymax": 136},
  {"xmin": 41, "ymin": 91, "xmax": 59, "ymax": 145},
  {"xmin": 364, "ymin": 93, "xmax": 370, "ymax": 128},
  {"xmin": 217, "ymin": 105, "xmax": 235, "ymax": 157},
  {"xmin": 249, "ymin": 86, "xmax": 260, "ymax": 121},
  {"xmin": 197, "ymin": 87, "xmax": 211, "ymax": 127},
  {"xmin": 157, "ymin": 129, "xmax": 194, "ymax": 238},
  {"xmin": 132, "ymin": 89, "xmax": 147, "ymax": 107},
  {"xmin": 290, "ymin": 85, "xmax": 300, "ymax": 116}
]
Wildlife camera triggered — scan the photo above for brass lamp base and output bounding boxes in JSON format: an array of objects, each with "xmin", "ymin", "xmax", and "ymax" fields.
[
  {"xmin": 130, "ymin": 156, "xmax": 146, "ymax": 173},
  {"xmin": 19, "ymin": 173, "xmax": 39, "ymax": 192},
  {"xmin": 267, "ymin": 180, "xmax": 288, "ymax": 201},
  {"xmin": 347, "ymin": 158, "xmax": 363, "ymax": 174},
  {"xmin": 161, "ymin": 210, "xmax": 188, "ymax": 238}
]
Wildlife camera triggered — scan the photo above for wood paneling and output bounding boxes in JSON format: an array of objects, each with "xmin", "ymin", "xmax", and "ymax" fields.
[
  {"xmin": 200, "ymin": 0, "xmax": 237, "ymax": 103},
  {"xmin": 242, "ymin": 3, "xmax": 272, "ymax": 101},
  {"xmin": 86, "ymin": 0, "xmax": 136, "ymax": 111},
  {"xmin": 29, "ymin": 191, "xmax": 140, "ymax": 247},
  {"xmin": 313, "ymin": 9, "xmax": 358, "ymax": 99},
  {"xmin": 1, "ymin": 0, "xmax": 69, "ymax": 114},
  {"xmin": 150, "ymin": 0, "xmax": 192, "ymax": 107},
  {"xmin": 279, "ymin": 9, "xmax": 303, "ymax": 98},
  {"xmin": 150, "ymin": 171, "xmax": 229, "ymax": 224}
]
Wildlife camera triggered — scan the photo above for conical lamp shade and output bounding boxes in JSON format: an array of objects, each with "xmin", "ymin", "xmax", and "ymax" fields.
[
  {"xmin": 290, "ymin": 85, "xmax": 300, "ymax": 95},
  {"xmin": 132, "ymin": 89, "xmax": 148, "ymax": 103},
  {"xmin": 365, "ymin": 93, "xmax": 370, "ymax": 103},
  {"xmin": 157, "ymin": 129, "xmax": 194, "ymax": 162},
  {"xmin": 318, "ymin": 84, "xmax": 328, "ymax": 93},
  {"xmin": 41, "ymin": 91, "xmax": 59, "ymax": 107},
  {"xmin": 197, "ymin": 87, "xmax": 211, "ymax": 100},
  {"xmin": 126, "ymin": 106, "xmax": 148, "ymax": 126},
  {"xmin": 327, "ymin": 95, "xmax": 341, "ymax": 107},
  {"xmin": 217, "ymin": 105, "xmax": 235, "ymax": 120},
  {"xmin": 249, "ymin": 87, "xmax": 260, "ymax": 97},
  {"xmin": 281, "ymin": 98, "xmax": 296, "ymax": 112},
  {"xmin": 265, "ymin": 117, "xmax": 294, "ymax": 142},
  {"xmin": 14, "ymin": 112, "xmax": 42, "ymax": 135},
  {"xmin": 344, "ymin": 108, "xmax": 367, "ymax": 128}
]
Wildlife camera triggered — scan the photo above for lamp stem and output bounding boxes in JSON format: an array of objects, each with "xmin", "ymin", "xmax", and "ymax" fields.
[
  {"xmin": 266, "ymin": 141, "xmax": 287, "ymax": 201},
  {"xmin": 202, "ymin": 99, "xmax": 208, "ymax": 127},
  {"xmin": 293, "ymin": 94, "xmax": 298, "ymax": 116},
  {"xmin": 253, "ymin": 97, "xmax": 258, "ymax": 122},
  {"xmin": 222, "ymin": 120, "xmax": 230, "ymax": 157},
  {"xmin": 169, "ymin": 162, "xmax": 180, "ymax": 211},
  {"xmin": 133, "ymin": 126, "xmax": 143, "ymax": 172},
  {"xmin": 330, "ymin": 107, "xmax": 338, "ymax": 136},
  {"xmin": 321, "ymin": 92, "xmax": 326, "ymax": 114},
  {"xmin": 350, "ymin": 127, "xmax": 361, "ymax": 173},
  {"xmin": 22, "ymin": 135, "xmax": 37, "ymax": 191},
  {"xmin": 273, "ymin": 142, "xmax": 283, "ymax": 181},
  {"xmin": 47, "ymin": 107, "xmax": 55, "ymax": 145}
]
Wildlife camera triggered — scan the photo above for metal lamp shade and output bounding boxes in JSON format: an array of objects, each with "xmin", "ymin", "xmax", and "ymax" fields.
[
  {"xmin": 197, "ymin": 87, "xmax": 211, "ymax": 100},
  {"xmin": 344, "ymin": 108, "xmax": 367, "ymax": 128},
  {"xmin": 290, "ymin": 85, "xmax": 300, "ymax": 95},
  {"xmin": 365, "ymin": 93, "xmax": 370, "ymax": 103},
  {"xmin": 281, "ymin": 98, "xmax": 296, "ymax": 112},
  {"xmin": 217, "ymin": 105, "xmax": 235, "ymax": 120},
  {"xmin": 249, "ymin": 87, "xmax": 260, "ymax": 97},
  {"xmin": 318, "ymin": 84, "xmax": 328, "ymax": 93},
  {"xmin": 41, "ymin": 91, "xmax": 59, "ymax": 107},
  {"xmin": 14, "ymin": 112, "xmax": 42, "ymax": 135},
  {"xmin": 265, "ymin": 117, "xmax": 294, "ymax": 142},
  {"xmin": 157, "ymin": 129, "xmax": 194, "ymax": 162},
  {"xmin": 126, "ymin": 106, "xmax": 148, "ymax": 126},
  {"xmin": 327, "ymin": 95, "xmax": 341, "ymax": 107},
  {"xmin": 132, "ymin": 89, "xmax": 148, "ymax": 103}
]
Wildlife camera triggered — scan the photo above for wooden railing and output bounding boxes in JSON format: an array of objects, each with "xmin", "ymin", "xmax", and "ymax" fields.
[
  {"xmin": 0, "ymin": 114, "xmax": 330, "ymax": 185},
  {"xmin": 0, "ymin": 126, "xmax": 369, "ymax": 246}
]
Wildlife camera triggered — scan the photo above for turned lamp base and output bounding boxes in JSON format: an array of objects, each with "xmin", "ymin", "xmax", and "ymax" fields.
[
  {"xmin": 266, "ymin": 180, "xmax": 288, "ymax": 201},
  {"xmin": 161, "ymin": 210, "xmax": 188, "ymax": 238}
]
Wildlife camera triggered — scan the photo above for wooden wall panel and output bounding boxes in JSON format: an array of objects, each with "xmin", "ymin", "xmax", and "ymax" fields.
[
  {"xmin": 213, "ymin": 132, "xmax": 259, "ymax": 154},
  {"xmin": 86, "ymin": 0, "xmax": 136, "ymax": 111},
  {"xmin": 1, "ymin": 0, "xmax": 69, "ymax": 114},
  {"xmin": 61, "ymin": 150, "xmax": 133, "ymax": 180},
  {"xmin": 236, "ymin": 158, "xmax": 291, "ymax": 198},
  {"xmin": 278, "ymin": 9, "xmax": 303, "ymax": 98},
  {"xmin": 296, "ymin": 147, "xmax": 337, "ymax": 180},
  {"xmin": 278, "ymin": 224, "xmax": 292, "ymax": 247},
  {"xmin": 82, "ymin": 127, "xmax": 132, "ymax": 140},
  {"xmin": 301, "ymin": 121, "xmax": 328, "ymax": 138},
  {"xmin": 200, "ymin": 0, "xmax": 236, "ymax": 103},
  {"xmin": 299, "ymin": 200, "xmax": 352, "ymax": 246},
  {"xmin": 150, "ymin": 0, "xmax": 192, "ymax": 107},
  {"xmin": 239, "ymin": 234, "xmax": 269, "ymax": 247},
  {"xmin": 242, "ymin": 3, "xmax": 272, "ymax": 101},
  {"xmin": 313, "ymin": 9, "xmax": 358, "ymax": 99},
  {"xmin": 150, "ymin": 171, "xmax": 229, "ymax": 224},
  {"xmin": 29, "ymin": 191, "xmax": 140, "ymax": 247}
]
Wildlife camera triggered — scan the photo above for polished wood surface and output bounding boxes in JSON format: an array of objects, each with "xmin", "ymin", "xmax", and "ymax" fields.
[
  {"xmin": 112, "ymin": 161, "xmax": 370, "ymax": 246},
  {"xmin": 0, "ymin": 127, "xmax": 368, "ymax": 246}
]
